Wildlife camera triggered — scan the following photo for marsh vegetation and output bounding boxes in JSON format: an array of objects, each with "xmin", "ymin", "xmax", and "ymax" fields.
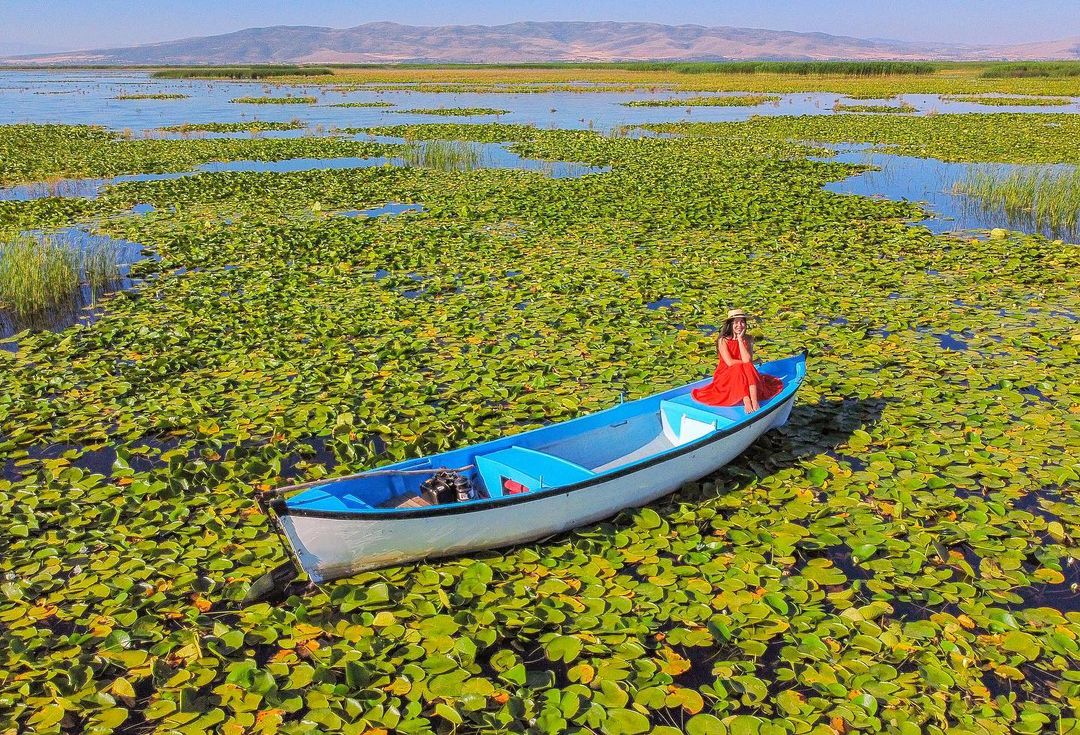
[
  {"xmin": 400, "ymin": 139, "xmax": 484, "ymax": 171},
  {"xmin": 229, "ymin": 95, "xmax": 319, "ymax": 104},
  {"xmin": 941, "ymin": 95, "xmax": 1074, "ymax": 106},
  {"xmin": 623, "ymin": 94, "xmax": 779, "ymax": 107},
  {"xmin": 114, "ymin": 92, "xmax": 189, "ymax": 100},
  {"xmin": 153, "ymin": 65, "xmax": 333, "ymax": 79},
  {"xmin": 832, "ymin": 100, "xmax": 917, "ymax": 113},
  {"xmin": 330, "ymin": 100, "xmax": 396, "ymax": 108},
  {"xmin": 954, "ymin": 165, "xmax": 1080, "ymax": 239},
  {"xmin": 0, "ymin": 68, "xmax": 1078, "ymax": 735},
  {"xmin": 0, "ymin": 231, "xmax": 121, "ymax": 317},
  {"xmin": 394, "ymin": 107, "xmax": 511, "ymax": 116},
  {"xmin": 157, "ymin": 120, "xmax": 307, "ymax": 133}
]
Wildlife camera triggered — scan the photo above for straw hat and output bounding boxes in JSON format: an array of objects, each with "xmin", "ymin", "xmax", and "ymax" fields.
[{"xmin": 723, "ymin": 308, "xmax": 749, "ymax": 323}]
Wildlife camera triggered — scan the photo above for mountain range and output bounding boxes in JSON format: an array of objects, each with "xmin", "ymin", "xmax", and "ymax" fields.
[{"xmin": 4, "ymin": 21, "xmax": 1079, "ymax": 65}]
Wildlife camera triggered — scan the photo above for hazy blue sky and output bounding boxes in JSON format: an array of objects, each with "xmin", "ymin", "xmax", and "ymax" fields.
[{"xmin": 2, "ymin": 0, "xmax": 1078, "ymax": 53}]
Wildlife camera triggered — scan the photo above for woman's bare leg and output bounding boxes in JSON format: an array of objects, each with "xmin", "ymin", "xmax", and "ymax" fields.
[{"xmin": 748, "ymin": 384, "xmax": 760, "ymax": 412}]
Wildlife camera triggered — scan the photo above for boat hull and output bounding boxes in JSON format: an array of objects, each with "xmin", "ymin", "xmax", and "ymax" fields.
[{"xmin": 279, "ymin": 391, "xmax": 795, "ymax": 583}]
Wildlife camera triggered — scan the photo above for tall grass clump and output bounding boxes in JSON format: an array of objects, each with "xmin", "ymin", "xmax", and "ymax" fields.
[
  {"xmin": 81, "ymin": 238, "xmax": 122, "ymax": 292},
  {"xmin": 0, "ymin": 233, "xmax": 122, "ymax": 317},
  {"xmin": 954, "ymin": 166, "xmax": 1080, "ymax": 239},
  {"xmin": 401, "ymin": 140, "xmax": 483, "ymax": 171},
  {"xmin": 0, "ymin": 234, "xmax": 80, "ymax": 317}
]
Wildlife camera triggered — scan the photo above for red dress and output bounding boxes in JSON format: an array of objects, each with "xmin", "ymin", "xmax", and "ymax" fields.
[{"xmin": 692, "ymin": 338, "xmax": 784, "ymax": 407}]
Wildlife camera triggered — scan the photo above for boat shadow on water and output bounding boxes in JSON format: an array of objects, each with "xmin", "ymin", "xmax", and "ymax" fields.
[{"xmin": 732, "ymin": 395, "xmax": 890, "ymax": 482}]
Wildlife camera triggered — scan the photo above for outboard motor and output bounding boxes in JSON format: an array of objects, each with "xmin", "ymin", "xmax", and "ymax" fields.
[{"xmin": 420, "ymin": 470, "xmax": 474, "ymax": 505}]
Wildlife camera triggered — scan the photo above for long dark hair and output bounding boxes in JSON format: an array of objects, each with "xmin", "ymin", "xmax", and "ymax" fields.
[
  {"xmin": 718, "ymin": 317, "xmax": 751, "ymax": 343},
  {"xmin": 718, "ymin": 318, "xmax": 739, "ymax": 341}
]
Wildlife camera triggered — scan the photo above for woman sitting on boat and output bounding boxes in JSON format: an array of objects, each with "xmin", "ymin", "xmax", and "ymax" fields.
[{"xmin": 692, "ymin": 309, "xmax": 783, "ymax": 413}]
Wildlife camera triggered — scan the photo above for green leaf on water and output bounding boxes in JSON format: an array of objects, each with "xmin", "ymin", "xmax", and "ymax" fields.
[
  {"xmin": 604, "ymin": 708, "xmax": 651, "ymax": 735},
  {"xmin": 544, "ymin": 634, "xmax": 582, "ymax": 663}
]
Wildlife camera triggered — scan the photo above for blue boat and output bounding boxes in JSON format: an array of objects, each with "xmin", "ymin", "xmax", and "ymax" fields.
[{"xmin": 260, "ymin": 351, "xmax": 807, "ymax": 585}]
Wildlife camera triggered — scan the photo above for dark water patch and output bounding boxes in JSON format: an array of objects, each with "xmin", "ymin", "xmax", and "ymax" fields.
[
  {"xmin": 1014, "ymin": 564, "xmax": 1080, "ymax": 612},
  {"xmin": 826, "ymin": 545, "xmax": 874, "ymax": 583},
  {"xmin": 888, "ymin": 597, "xmax": 966, "ymax": 622},
  {"xmin": 935, "ymin": 330, "xmax": 970, "ymax": 351},
  {"xmin": 1012, "ymin": 486, "xmax": 1066, "ymax": 524},
  {"xmin": 1018, "ymin": 385, "xmax": 1052, "ymax": 403},
  {"xmin": 646, "ymin": 297, "xmax": 680, "ymax": 310},
  {"xmin": 982, "ymin": 657, "xmax": 1068, "ymax": 706}
]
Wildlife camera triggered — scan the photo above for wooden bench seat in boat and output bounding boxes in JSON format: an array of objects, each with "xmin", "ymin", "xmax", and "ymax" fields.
[{"xmin": 475, "ymin": 445, "xmax": 595, "ymax": 496}]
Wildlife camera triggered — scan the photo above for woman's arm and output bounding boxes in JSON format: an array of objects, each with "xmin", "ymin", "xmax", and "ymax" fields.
[
  {"xmin": 717, "ymin": 337, "xmax": 738, "ymax": 366},
  {"xmin": 738, "ymin": 335, "xmax": 754, "ymax": 363}
]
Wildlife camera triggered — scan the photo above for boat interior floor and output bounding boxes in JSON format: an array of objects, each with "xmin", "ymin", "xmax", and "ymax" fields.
[
  {"xmin": 379, "ymin": 493, "xmax": 433, "ymax": 509},
  {"xmin": 591, "ymin": 433, "xmax": 675, "ymax": 473}
]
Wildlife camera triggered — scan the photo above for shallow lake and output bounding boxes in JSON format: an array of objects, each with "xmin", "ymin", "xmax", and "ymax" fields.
[{"xmin": 2, "ymin": 70, "xmax": 1078, "ymax": 134}]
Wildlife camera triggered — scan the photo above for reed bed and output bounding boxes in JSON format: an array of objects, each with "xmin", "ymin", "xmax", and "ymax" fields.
[
  {"xmin": 401, "ymin": 140, "xmax": 484, "ymax": 171},
  {"xmin": 81, "ymin": 238, "xmax": 123, "ymax": 292},
  {"xmin": 393, "ymin": 107, "xmax": 509, "ymax": 116},
  {"xmin": 0, "ymin": 232, "xmax": 122, "ymax": 317},
  {"xmin": 405, "ymin": 61, "xmax": 940, "ymax": 76},
  {"xmin": 153, "ymin": 66, "xmax": 331, "ymax": 79},
  {"xmin": 114, "ymin": 93, "xmax": 189, "ymax": 100},
  {"xmin": 623, "ymin": 94, "xmax": 778, "ymax": 107},
  {"xmin": 954, "ymin": 166, "xmax": 1080, "ymax": 239},
  {"xmin": 832, "ymin": 101, "xmax": 917, "ymax": 113},
  {"xmin": 980, "ymin": 62, "xmax": 1080, "ymax": 78},
  {"xmin": 229, "ymin": 96, "xmax": 318, "ymax": 105},
  {"xmin": 330, "ymin": 101, "xmax": 396, "ymax": 108},
  {"xmin": 941, "ymin": 95, "xmax": 1073, "ymax": 106}
]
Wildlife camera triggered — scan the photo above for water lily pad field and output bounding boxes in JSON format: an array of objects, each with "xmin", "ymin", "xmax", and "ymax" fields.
[{"xmin": 0, "ymin": 69, "xmax": 1078, "ymax": 735}]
